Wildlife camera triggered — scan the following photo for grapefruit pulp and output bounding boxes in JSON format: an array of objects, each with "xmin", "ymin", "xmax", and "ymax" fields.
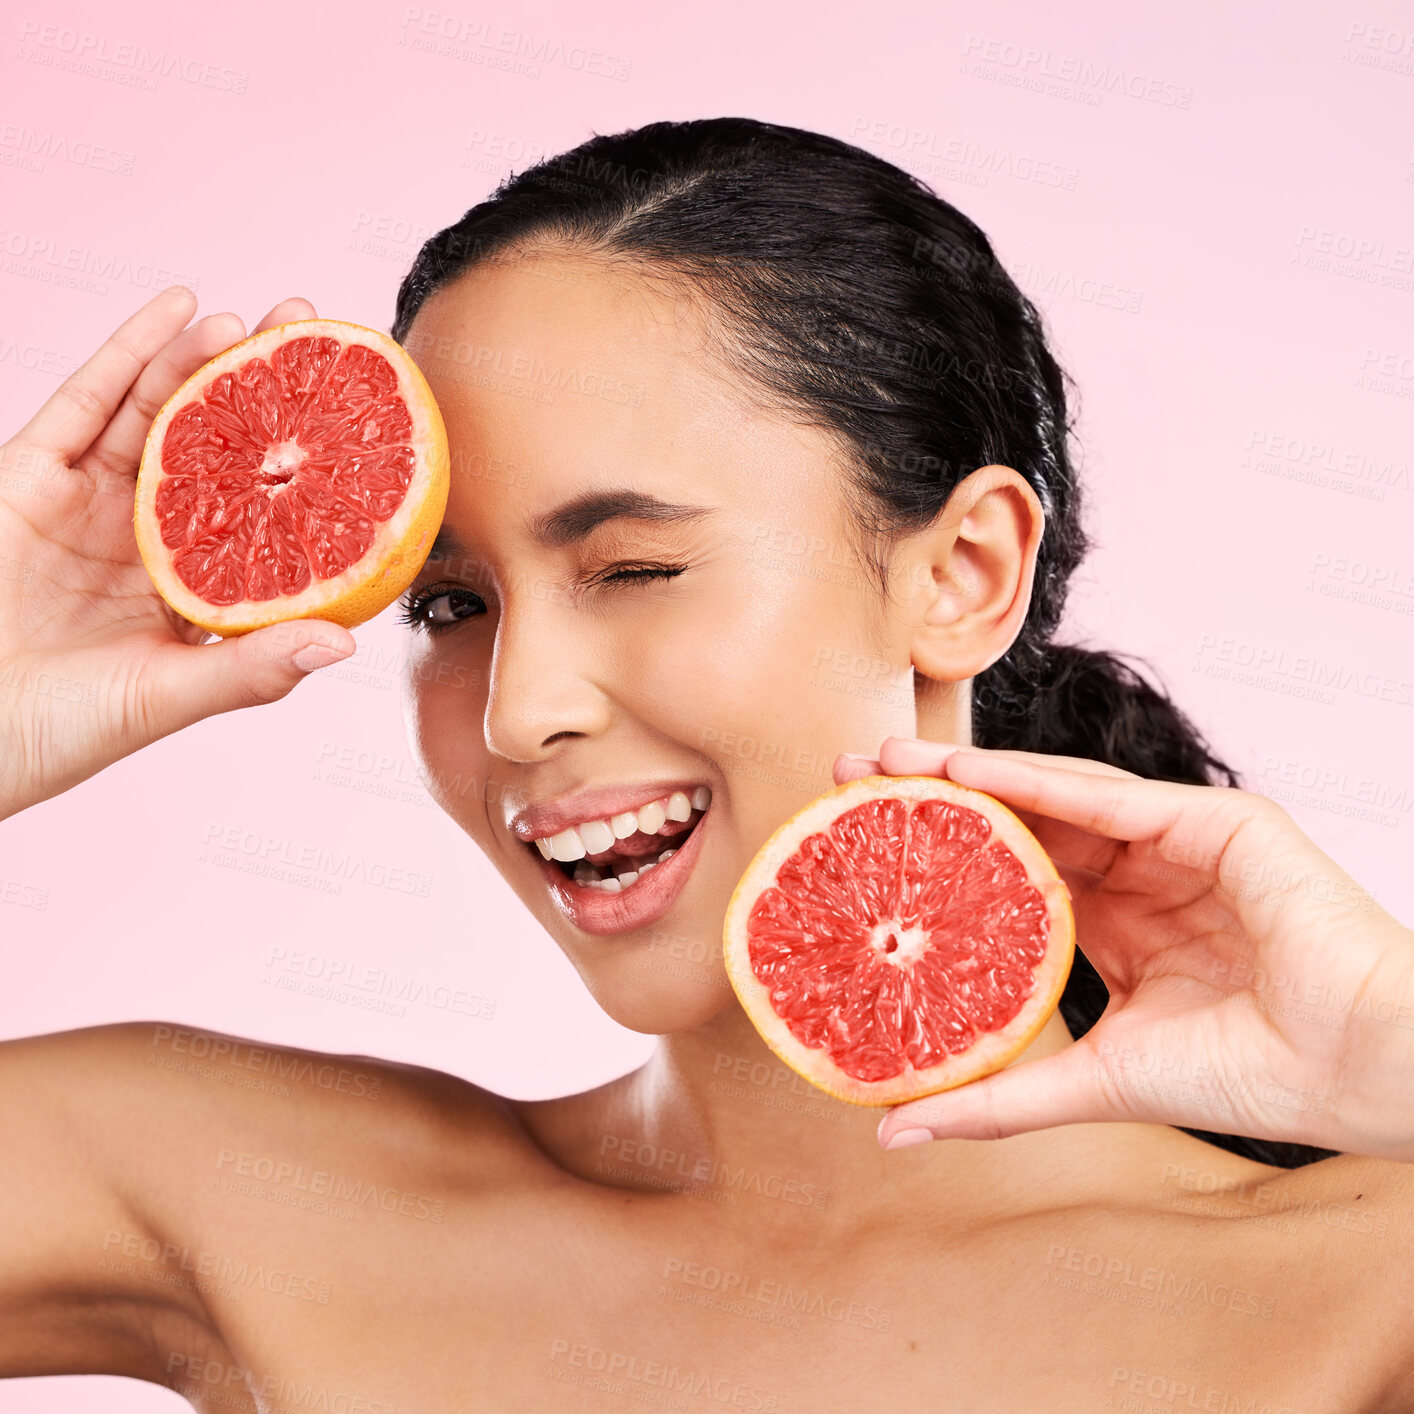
[
  {"xmin": 723, "ymin": 774, "xmax": 1075, "ymax": 1107},
  {"xmin": 134, "ymin": 319, "xmax": 449, "ymax": 637}
]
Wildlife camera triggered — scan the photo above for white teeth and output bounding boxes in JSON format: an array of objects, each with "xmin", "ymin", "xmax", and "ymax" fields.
[
  {"xmin": 575, "ymin": 871, "xmax": 622, "ymax": 892},
  {"xmin": 549, "ymin": 828, "xmax": 586, "ymax": 862},
  {"xmin": 568, "ymin": 842, "xmax": 682, "ymax": 892},
  {"xmin": 532, "ymin": 786, "xmax": 714, "ymax": 857},
  {"xmin": 578, "ymin": 818, "xmax": 616, "ymax": 853}
]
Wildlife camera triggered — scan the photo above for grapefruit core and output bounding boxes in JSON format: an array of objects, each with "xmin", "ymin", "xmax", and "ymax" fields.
[
  {"xmin": 134, "ymin": 319, "xmax": 449, "ymax": 637},
  {"xmin": 724, "ymin": 774, "xmax": 1075, "ymax": 1107}
]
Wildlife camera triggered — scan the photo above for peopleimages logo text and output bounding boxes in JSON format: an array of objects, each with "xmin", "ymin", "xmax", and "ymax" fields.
[
  {"xmin": 961, "ymin": 34, "xmax": 1193, "ymax": 107},
  {"xmin": 16, "ymin": 22, "xmax": 250, "ymax": 92}
]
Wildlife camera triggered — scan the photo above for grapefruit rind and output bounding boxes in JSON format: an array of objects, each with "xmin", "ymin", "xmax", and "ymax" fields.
[
  {"xmin": 133, "ymin": 318, "xmax": 449, "ymax": 638},
  {"xmin": 723, "ymin": 774, "xmax": 1075, "ymax": 1109}
]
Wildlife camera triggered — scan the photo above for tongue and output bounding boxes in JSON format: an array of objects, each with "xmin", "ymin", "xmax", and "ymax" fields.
[{"xmin": 584, "ymin": 818, "xmax": 695, "ymax": 865}]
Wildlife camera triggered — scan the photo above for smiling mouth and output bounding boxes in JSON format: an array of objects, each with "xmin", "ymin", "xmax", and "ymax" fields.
[{"xmin": 531, "ymin": 805, "xmax": 709, "ymax": 893}]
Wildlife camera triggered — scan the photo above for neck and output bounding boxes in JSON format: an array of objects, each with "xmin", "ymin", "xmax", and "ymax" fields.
[{"xmin": 622, "ymin": 1003, "xmax": 1176, "ymax": 1241}]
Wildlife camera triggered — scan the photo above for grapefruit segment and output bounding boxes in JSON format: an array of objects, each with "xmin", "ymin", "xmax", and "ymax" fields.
[
  {"xmin": 723, "ymin": 774, "xmax": 1075, "ymax": 1107},
  {"xmin": 134, "ymin": 319, "xmax": 448, "ymax": 637}
]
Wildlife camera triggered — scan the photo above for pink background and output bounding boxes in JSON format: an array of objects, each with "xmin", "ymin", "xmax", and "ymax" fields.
[{"xmin": 3, "ymin": 1, "xmax": 1412, "ymax": 1406}]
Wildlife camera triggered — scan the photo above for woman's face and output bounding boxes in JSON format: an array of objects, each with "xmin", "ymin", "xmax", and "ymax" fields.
[{"xmin": 400, "ymin": 249, "xmax": 933, "ymax": 1034}]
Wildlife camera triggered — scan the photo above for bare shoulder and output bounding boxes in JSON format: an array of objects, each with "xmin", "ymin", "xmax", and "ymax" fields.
[
  {"xmin": 122, "ymin": 1019, "xmax": 543, "ymax": 1191},
  {"xmin": 1013, "ymin": 1141, "xmax": 1414, "ymax": 1410},
  {"xmin": 0, "ymin": 1020, "xmax": 543, "ymax": 1382},
  {"xmin": 1254, "ymin": 1153, "xmax": 1414, "ymax": 1411}
]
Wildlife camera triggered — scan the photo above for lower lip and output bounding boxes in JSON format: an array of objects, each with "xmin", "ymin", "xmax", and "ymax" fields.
[{"xmin": 531, "ymin": 809, "xmax": 712, "ymax": 937}]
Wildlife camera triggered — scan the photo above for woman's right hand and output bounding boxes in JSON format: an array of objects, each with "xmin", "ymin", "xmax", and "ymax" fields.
[{"xmin": 0, "ymin": 285, "xmax": 357, "ymax": 822}]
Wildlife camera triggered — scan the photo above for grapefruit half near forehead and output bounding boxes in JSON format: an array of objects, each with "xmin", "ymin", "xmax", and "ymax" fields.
[
  {"xmin": 724, "ymin": 775, "xmax": 1076, "ymax": 1107},
  {"xmin": 134, "ymin": 319, "xmax": 449, "ymax": 637}
]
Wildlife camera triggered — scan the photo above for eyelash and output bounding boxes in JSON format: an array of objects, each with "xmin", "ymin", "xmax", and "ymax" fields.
[{"xmin": 397, "ymin": 562, "xmax": 689, "ymax": 633}]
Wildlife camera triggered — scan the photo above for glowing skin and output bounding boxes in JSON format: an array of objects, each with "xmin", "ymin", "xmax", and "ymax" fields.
[
  {"xmin": 0, "ymin": 272, "xmax": 1402, "ymax": 1409},
  {"xmin": 398, "ymin": 248, "xmax": 1138, "ymax": 1220}
]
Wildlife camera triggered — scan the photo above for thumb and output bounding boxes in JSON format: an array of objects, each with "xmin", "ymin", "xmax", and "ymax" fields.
[
  {"xmin": 145, "ymin": 619, "xmax": 357, "ymax": 733},
  {"xmin": 876, "ymin": 1039, "xmax": 1122, "ymax": 1148}
]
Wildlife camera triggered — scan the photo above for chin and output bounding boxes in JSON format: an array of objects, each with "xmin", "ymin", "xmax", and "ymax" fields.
[{"xmin": 575, "ymin": 956, "xmax": 739, "ymax": 1037}]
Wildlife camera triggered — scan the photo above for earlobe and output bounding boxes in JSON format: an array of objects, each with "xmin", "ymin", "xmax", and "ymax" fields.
[{"xmin": 911, "ymin": 622, "xmax": 993, "ymax": 682}]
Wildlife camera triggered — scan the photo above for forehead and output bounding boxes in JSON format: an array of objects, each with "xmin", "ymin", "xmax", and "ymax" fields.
[
  {"xmin": 405, "ymin": 250, "xmax": 734, "ymax": 470},
  {"xmin": 408, "ymin": 248, "xmax": 697, "ymax": 374},
  {"xmin": 400, "ymin": 249, "xmax": 839, "ymax": 547}
]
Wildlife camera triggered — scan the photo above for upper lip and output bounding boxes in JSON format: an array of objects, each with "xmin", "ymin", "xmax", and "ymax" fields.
[{"xmin": 508, "ymin": 779, "xmax": 710, "ymax": 843}]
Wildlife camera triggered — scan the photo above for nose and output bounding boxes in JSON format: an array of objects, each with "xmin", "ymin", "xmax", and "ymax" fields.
[{"xmin": 482, "ymin": 594, "xmax": 614, "ymax": 761}]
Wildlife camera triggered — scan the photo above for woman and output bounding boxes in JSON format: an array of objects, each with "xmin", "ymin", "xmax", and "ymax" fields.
[{"xmin": 2, "ymin": 117, "xmax": 1411, "ymax": 1409}]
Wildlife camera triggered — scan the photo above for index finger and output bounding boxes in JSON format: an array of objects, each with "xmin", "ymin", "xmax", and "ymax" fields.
[
  {"xmin": 876, "ymin": 736, "xmax": 1142, "ymax": 783},
  {"xmin": 10, "ymin": 285, "xmax": 198, "ymax": 465},
  {"xmin": 938, "ymin": 746, "xmax": 1201, "ymax": 845}
]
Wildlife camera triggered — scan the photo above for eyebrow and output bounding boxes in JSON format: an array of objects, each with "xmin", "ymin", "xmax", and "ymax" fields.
[{"xmin": 427, "ymin": 489, "xmax": 714, "ymax": 562}]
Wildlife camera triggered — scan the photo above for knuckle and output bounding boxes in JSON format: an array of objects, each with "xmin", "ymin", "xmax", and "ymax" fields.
[
  {"xmin": 237, "ymin": 671, "xmax": 292, "ymax": 709},
  {"xmin": 232, "ymin": 642, "xmax": 298, "ymax": 710},
  {"xmin": 1218, "ymin": 783, "xmax": 1289, "ymax": 826},
  {"xmin": 59, "ymin": 372, "xmax": 108, "ymax": 423},
  {"xmin": 1250, "ymin": 791, "xmax": 1291, "ymax": 825},
  {"xmin": 127, "ymin": 384, "xmax": 167, "ymax": 425},
  {"xmin": 979, "ymin": 1087, "xmax": 1004, "ymax": 1141},
  {"xmin": 1090, "ymin": 1040, "xmax": 1128, "ymax": 1095},
  {"xmin": 83, "ymin": 441, "xmax": 131, "ymax": 483},
  {"xmin": 105, "ymin": 330, "xmax": 149, "ymax": 374}
]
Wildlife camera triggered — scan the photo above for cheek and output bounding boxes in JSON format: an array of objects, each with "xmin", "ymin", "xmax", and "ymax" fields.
[
  {"xmin": 632, "ymin": 564, "xmax": 900, "ymax": 783},
  {"xmin": 402, "ymin": 653, "xmax": 492, "ymax": 810}
]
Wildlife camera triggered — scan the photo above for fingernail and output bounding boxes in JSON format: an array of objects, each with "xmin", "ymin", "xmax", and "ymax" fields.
[
  {"xmin": 292, "ymin": 643, "xmax": 351, "ymax": 673},
  {"xmin": 837, "ymin": 753, "xmax": 875, "ymax": 765},
  {"xmin": 882, "ymin": 1127, "xmax": 934, "ymax": 1151}
]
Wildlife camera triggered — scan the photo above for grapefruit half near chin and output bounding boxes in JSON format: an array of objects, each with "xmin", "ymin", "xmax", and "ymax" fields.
[
  {"xmin": 134, "ymin": 318, "xmax": 448, "ymax": 637},
  {"xmin": 724, "ymin": 774, "xmax": 1076, "ymax": 1107}
]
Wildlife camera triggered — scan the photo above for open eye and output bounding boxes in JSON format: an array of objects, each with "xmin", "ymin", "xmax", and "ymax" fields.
[{"xmin": 398, "ymin": 583, "xmax": 485, "ymax": 632}]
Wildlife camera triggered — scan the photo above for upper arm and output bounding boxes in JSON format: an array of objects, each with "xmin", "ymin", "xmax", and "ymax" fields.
[{"xmin": 0, "ymin": 1022, "xmax": 221, "ymax": 1380}]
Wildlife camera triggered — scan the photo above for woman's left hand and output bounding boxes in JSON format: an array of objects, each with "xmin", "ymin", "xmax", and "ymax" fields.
[{"xmin": 835, "ymin": 738, "xmax": 1414, "ymax": 1160}]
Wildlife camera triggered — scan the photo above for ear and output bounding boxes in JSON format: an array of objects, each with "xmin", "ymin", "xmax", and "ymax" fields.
[{"xmin": 901, "ymin": 465, "xmax": 1044, "ymax": 681}]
